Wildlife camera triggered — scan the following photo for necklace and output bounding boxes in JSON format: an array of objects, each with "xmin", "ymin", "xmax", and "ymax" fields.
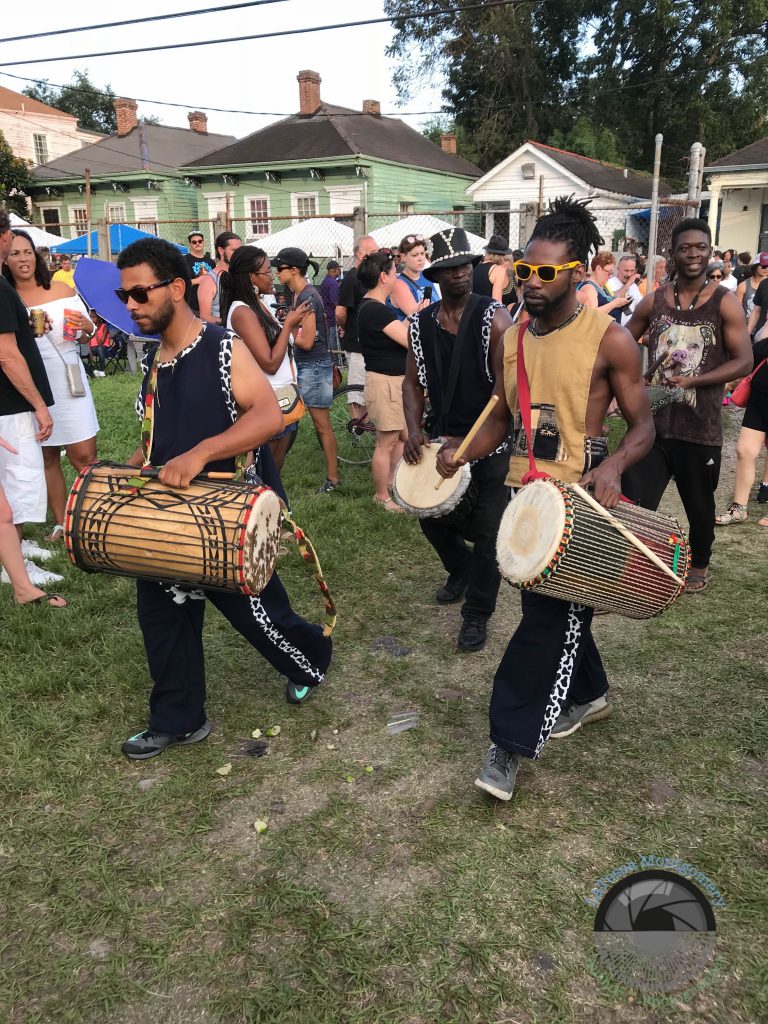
[
  {"xmin": 529, "ymin": 302, "xmax": 585, "ymax": 337},
  {"xmin": 673, "ymin": 281, "xmax": 707, "ymax": 311}
]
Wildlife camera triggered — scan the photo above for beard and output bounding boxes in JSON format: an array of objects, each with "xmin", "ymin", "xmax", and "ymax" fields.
[
  {"xmin": 522, "ymin": 283, "xmax": 572, "ymax": 317},
  {"xmin": 131, "ymin": 296, "xmax": 175, "ymax": 335}
]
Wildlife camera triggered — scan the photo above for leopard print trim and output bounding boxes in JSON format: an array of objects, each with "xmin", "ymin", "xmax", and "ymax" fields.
[
  {"xmin": 481, "ymin": 300, "xmax": 503, "ymax": 382},
  {"xmin": 533, "ymin": 602, "xmax": 584, "ymax": 757},
  {"xmin": 247, "ymin": 595, "xmax": 326, "ymax": 683},
  {"xmin": 408, "ymin": 313, "xmax": 427, "ymax": 387},
  {"xmin": 218, "ymin": 331, "xmax": 237, "ymax": 424}
]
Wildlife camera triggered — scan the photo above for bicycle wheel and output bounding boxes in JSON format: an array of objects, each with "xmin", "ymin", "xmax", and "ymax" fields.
[{"xmin": 330, "ymin": 384, "xmax": 376, "ymax": 465}]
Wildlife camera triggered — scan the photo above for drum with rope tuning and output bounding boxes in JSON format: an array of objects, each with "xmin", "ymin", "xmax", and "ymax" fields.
[{"xmin": 392, "ymin": 442, "xmax": 477, "ymax": 525}]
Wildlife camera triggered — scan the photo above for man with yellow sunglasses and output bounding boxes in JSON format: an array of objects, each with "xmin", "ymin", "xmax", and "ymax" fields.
[{"xmin": 432, "ymin": 197, "xmax": 655, "ymax": 802}]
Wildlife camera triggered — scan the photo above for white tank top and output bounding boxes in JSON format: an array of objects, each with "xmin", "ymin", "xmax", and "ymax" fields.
[{"xmin": 226, "ymin": 300, "xmax": 294, "ymax": 389}]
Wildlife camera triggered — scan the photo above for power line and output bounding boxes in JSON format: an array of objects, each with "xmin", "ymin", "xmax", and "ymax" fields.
[
  {"xmin": 0, "ymin": 0, "xmax": 290, "ymax": 45},
  {"xmin": 0, "ymin": 0, "xmax": 528, "ymax": 67}
]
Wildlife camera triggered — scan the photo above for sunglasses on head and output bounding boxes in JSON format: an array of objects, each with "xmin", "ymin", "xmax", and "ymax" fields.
[
  {"xmin": 114, "ymin": 278, "xmax": 174, "ymax": 304},
  {"xmin": 513, "ymin": 260, "xmax": 581, "ymax": 282},
  {"xmin": 404, "ymin": 235, "xmax": 424, "ymax": 245},
  {"xmin": 362, "ymin": 248, "xmax": 394, "ymax": 261}
]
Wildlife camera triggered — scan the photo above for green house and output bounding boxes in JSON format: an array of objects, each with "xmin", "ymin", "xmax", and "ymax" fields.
[
  {"xmin": 28, "ymin": 101, "xmax": 235, "ymax": 246},
  {"xmin": 183, "ymin": 71, "xmax": 481, "ymax": 238}
]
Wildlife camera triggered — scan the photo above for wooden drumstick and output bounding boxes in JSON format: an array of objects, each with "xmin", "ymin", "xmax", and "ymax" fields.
[
  {"xmin": 140, "ymin": 467, "xmax": 235, "ymax": 481},
  {"xmin": 571, "ymin": 483, "xmax": 683, "ymax": 584},
  {"xmin": 434, "ymin": 394, "xmax": 499, "ymax": 490}
]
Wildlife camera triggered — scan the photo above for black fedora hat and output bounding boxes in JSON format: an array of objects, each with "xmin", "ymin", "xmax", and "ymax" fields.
[
  {"xmin": 423, "ymin": 228, "xmax": 482, "ymax": 281},
  {"xmin": 485, "ymin": 234, "xmax": 513, "ymax": 255}
]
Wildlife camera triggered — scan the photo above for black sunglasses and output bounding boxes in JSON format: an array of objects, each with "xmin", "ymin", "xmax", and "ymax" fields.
[
  {"xmin": 115, "ymin": 278, "xmax": 174, "ymax": 304},
  {"xmin": 189, "ymin": 237, "xmax": 204, "ymax": 244},
  {"xmin": 709, "ymin": 273, "xmax": 723, "ymax": 279}
]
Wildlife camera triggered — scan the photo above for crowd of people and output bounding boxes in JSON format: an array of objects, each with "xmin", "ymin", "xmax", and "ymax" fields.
[{"xmin": 0, "ymin": 201, "xmax": 765, "ymax": 794}]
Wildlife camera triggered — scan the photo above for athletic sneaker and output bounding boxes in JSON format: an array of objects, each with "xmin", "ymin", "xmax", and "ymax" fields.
[
  {"xmin": 21, "ymin": 540, "xmax": 53, "ymax": 562},
  {"xmin": 286, "ymin": 679, "xmax": 319, "ymax": 704},
  {"xmin": 121, "ymin": 719, "xmax": 211, "ymax": 760},
  {"xmin": 715, "ymin": 502, "xmax": 748, "ymax": 525},
  {"xmin": 474, "ymin": 744, "xmax": 519, "ymax": 801},
  {"xmin": 1, "ymin": 559, "xmax": 64, "ymax": 587},
  {"xmin": 549, "ymin": 695, "xmax": 611, "ymax": 739},
  {"xmin": 316, "ymin": 478, "xmax": 341, "ymax": 494}
]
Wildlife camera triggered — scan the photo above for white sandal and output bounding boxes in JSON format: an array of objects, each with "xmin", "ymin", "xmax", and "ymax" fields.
[{"xmin": 373, "ymin": 496, "xmax": 404, "ymax": 514}]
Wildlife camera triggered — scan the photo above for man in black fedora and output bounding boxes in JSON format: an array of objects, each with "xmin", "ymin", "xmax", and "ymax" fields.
[
  {"xmin": 473, "ymin": 234, "xmax": 514, "ymax": 303},
  {"xmin": 402, "ymin": 228, "xmax": 514, "ymax": 651}
]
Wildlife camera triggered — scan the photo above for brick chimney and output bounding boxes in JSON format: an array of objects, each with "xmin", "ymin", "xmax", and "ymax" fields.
[
  {"xmin": 440, "ymin": 132, "xmax": 457, "ymax": 155},
  {"xmin": 297, "ymin": 70, "xmax": 321, "ymax": 116},
  {"xmin": 114, "ymin": 98, "xmax": 138, "ymax": 136},
  {"xmin": 187, "ymin": 110, "xmax": 208, "ymax": 134},
  {"xmin": 362, "ymin": 100, "xmax": 381, "ymax": 118}
]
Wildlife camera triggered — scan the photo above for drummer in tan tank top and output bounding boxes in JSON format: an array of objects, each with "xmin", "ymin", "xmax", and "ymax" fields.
[{"xmin": 434, "ymin": 197, "xmax": 655, "ymax": 802}]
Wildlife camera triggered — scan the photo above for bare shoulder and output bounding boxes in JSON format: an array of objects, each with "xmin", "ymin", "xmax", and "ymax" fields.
[
  {"xmin": 719, "ymin": 286, "xmax": 748, "ymax": 319},
  {"xmin": 491, "ymin": 304, "xmax": 514, "ymax": 333},
  {"xmin": 599, "ymin": 321, "xmax": 642, "ymax": 367},
  {"xmin": 48, "ymin": 282, "xmax": 75, "ymax": 301}
]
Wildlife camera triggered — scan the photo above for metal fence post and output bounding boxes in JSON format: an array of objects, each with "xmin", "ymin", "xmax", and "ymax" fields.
[
  {"xmin": 352, "ymin": 205, "xmax": 367, "ymax": 241},
  {"xmin": 96, "ymin": 218, "xmax": 110, "ymax": 261},
  {"xmin": 646, "ymin": 135, "xmax": 663, "ymax": 280}
]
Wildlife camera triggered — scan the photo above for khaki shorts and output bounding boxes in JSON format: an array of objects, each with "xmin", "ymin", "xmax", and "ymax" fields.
[{"xmin": 364, "ymin": 371, "xmax": 406, "ymax": 433}]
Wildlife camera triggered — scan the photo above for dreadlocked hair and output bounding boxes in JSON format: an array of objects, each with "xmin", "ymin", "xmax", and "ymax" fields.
[
  {"xmin": 218, "ymin": 245, "xmax": 280, "ymax": 347},
  {"xmin": 529, "ymin": 195, "xmax": 604, "ymax": 265}
]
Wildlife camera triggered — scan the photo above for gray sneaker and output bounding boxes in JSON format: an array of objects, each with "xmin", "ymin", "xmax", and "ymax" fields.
[
  {"xmin": 549, "ymin": 695, "xmax": 610, "ymax": 739},
  {"xmin": 475, "ymin": 744, "xmax": 519, "ymax": 801},
  {"xmin": 121, "ymin": 719, "xmax": 211, "ymax": 760}
]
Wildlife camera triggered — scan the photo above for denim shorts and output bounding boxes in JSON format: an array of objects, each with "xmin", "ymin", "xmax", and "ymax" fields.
[{"xmin": 296, "ymin": 358, "xmax": 333, "ymax": 409}]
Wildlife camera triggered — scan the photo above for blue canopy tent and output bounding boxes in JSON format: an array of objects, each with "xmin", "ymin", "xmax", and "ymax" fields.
[{"xmin": 51, "ymin": 223, "xmax": 186, "ymax": 255}]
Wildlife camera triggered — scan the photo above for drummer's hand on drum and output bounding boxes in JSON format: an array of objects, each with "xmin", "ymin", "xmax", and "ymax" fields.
[
  {"xmin": 435, "ymin": 437, "xmax": 463, "ymax": 478},
  {"xmin": 403, "ymin": 432, "xmax": 428, "ymax": 464},
  {"xmin": 580, "ymin": 461, "xmax": 622, "ymax": 509},
  {"xmin": 159, "ymin": 449, "xmax": 208, "ymax": 489}
]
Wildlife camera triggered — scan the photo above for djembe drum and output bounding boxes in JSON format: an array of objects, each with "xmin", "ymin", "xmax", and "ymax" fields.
[
  {"xmin": 495, "ymin": 479, "xmax": 690, "ymax": 618},
  {"xmin": 392, "ymin": 442, "xmax": 477, "ymax": 524},
  {"xmin": 65, "ymin": 462, "xmax": 282, "ymax": 595}
]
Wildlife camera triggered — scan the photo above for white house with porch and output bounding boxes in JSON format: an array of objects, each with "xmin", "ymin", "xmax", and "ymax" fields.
[
  {"xmin": 706, "ymin": 139, "xmax": 768, "ymax": 255},
  {"xmin": 466, "ymin": 141, "xmax": 671, "ymax": 250}
]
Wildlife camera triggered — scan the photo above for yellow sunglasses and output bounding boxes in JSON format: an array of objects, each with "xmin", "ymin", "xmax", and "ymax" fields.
[{"xmin": 514, "ymin": 260, "xmax": 582, "ymax": 282}]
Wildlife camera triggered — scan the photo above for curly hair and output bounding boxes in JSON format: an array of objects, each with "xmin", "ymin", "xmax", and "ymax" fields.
[{"xmin": 529, "ymin": 195, "xmax": 604, "ymax": 264}]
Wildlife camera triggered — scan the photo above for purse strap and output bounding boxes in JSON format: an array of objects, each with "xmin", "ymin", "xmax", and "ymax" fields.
[{"xmin": 515, "ymin": 320, "xmax": 551, "ymax": 485}]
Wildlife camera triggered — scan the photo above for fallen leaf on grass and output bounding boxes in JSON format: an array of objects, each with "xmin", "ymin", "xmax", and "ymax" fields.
[
  {"xmin": 310, "ymin": 729, "xmax": 318, "ymax": 741},
  {"xmin": 251, "ymin": 729, "xmax": 262, "ymax": 739},
  {"xmin": 215, "ymin": 763, "xmax": 233, "ymax": 777},
  {"xmin": 345, "ymin": 774, "xmax": 355, "ymax": 784},
  {"xmin": 326, "ymin": 743, "xmax": 336, "ymax": 750},
  {"xmin": 495, "ymin": 822, "xmax": 507, "ymax": 831},
  {"xmin": 265, "ymin": 726, "xmax": 281, "ymax": 737},
  {"xmin": 253, "ymin": 819, "xmax": 268, "ymax": 834}
]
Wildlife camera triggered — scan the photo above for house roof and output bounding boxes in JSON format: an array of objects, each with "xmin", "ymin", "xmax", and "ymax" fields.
[
  {"xmin": 469, "ymin": 140, "xmax": 671, "ymax": 200},
  {"xmin": 707, "ymin": 137, "xmax": 768, "ymax": 169},
  {"xmin": 526, "ymin": 142, "xmax": 670, "ymax": 199},
  {"xmin": 184, "ymin": 103, "xmax": 482, "ymax": 177},
  {"xmin": 0, "ymin": 84, "xmax": 76, "ymax": 120},
  {"xmin": 31, "ymin": 123, "xmax": 236, "ymax": 181}
]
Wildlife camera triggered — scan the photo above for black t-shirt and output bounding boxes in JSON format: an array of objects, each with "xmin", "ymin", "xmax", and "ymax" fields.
[
  {"xmin": 183, "ymin": 254, "xmax": 215, "ymax": 312},
  {"xmin": 358, "ymin": 298, "xmax": 406, "ymax": 376},
  {"xmin": 337, "ymin": 267, "xmax": 365, "ymax": 354},
  {"xmin": 0, "ymin": 277, "xmax": 54, "ymax": 415},
  {"xmin": 752, "ymin": 278, "xmax": 768, "ymax": 333}
]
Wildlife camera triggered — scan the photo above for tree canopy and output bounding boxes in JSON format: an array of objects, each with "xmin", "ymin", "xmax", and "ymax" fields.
[
  {"xmin": 0, "ymin": 129, "xmax": 32, "ymax": 216},
  {"xmin": 23, "ymin": 71, "xmax": 118, "ymax": 134},
  {"xmin": 396, "ymin": 0, "xmax": 768, "ymax": 182}
]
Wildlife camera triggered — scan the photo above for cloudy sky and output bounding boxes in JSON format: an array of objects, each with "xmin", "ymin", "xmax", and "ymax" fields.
[{"xmin": 0, "ymin": 0, "xmax": 445, "ymax": 140}]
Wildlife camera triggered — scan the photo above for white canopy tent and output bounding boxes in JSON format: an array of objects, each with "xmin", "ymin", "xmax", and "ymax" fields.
[
  {"xmin": 251, "ymin": 218, "xmax": 354, "ymax": 261},
  {"xmin": 370, "ymin": 215, "xmax": 487, "ymax": 254},
  {"xmin": 9, "ymin": 213, "xmax": 67, "ymax": 250}
]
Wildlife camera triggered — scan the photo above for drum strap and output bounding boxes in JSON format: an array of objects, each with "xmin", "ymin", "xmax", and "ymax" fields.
[
  {"xmin": 432, "ymin": 294, "xmax": 481, "ymax": 436},
  {"xmin": 280, "ymin": 511, "xmax": 337, "ymax": 637},
  {"xmin": 516, "ymin": 320, "xmax": 551, "ymax": 485}
]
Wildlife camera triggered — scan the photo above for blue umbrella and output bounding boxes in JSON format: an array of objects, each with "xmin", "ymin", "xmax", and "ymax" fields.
[
  {"xmin": 74, "ymin": 257, "xmax": 159, "ymax": 340},
  {"xmin": 52, "ymin": 223, "xmax": 187, "ymax": 255}
]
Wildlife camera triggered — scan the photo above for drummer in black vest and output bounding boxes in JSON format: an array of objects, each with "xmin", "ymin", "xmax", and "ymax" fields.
[
  {"xmin": 403, "ymin": 228, "xmax": 514, "ymax": 651},
  {"xmin": 115, "ymin": 239, "xmax": 333, "ymax": 760}
]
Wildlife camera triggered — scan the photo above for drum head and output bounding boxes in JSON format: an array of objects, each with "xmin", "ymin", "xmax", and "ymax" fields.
[
  {"xmin": 496, "ymin": 479, "xmax": 566, "ymax": 583},
  {"xmin": 242, "ymin": 488, "xmax": 283, "ymax": 593},
  {"xmin": 392, "ymin": 443, "xmax": 470, "ymax": 517}
]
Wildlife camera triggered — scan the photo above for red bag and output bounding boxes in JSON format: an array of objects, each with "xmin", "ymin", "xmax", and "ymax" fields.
[{"xmin": 730, "ymin": 358, "xmax": 767, "ymax": 408}]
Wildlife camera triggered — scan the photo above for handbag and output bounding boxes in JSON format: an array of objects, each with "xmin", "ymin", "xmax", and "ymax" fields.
[
  {"xmin": 274, "ymin": 355, "xmax": 306, "ymax": 426},
  {"xmin": 730, "ymin": 358, "xmax": 767, "ymax": 408},
  {"xmin": 49, "ymin": 340, "xmax": 86, "ymax": 397}
]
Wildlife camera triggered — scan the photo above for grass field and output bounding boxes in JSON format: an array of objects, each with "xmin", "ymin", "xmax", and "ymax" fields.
[{"xmin": 1, "ymin": 373, "xmax": 766, "ymax": 1024}]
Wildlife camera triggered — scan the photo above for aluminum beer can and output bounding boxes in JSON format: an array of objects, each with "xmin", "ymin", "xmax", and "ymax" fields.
[{"xmin": 31, "ymin": 309, "xmax": 46, "ymax": 336}]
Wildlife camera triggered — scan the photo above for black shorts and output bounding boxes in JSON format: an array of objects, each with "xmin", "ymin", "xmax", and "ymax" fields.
[{"xmin": 743, "ymin": 394, "xmax": 768, "ymax": 433}]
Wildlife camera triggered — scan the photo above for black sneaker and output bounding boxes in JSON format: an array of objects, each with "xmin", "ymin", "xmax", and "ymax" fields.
[
  {"xmin": 436, "ymin": 571, "xmax": 468, "ymax": 604},
  {"xmin": 316, "ymin": 478, "xmax": 341, "ymax": 494},
  {"xmin": 286, "ymin": 679, "xmax": 320, "ymax": 704},
  {"xmin": 475, "ymin": 744, "xmax": 519, "ymax": 801},
  {"xmin": 757, "ymin": 483, "xmax": 768, "ymax": 504},
  {"xmin": 458, "ymin": 615, "xmax": 487, "ymax": 651},
  {"xmin": 121, "ymin": 720, "xmax": 211, "ymax": 760}
]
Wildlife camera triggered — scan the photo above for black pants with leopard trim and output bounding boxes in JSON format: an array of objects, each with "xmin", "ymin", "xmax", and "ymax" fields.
[
  {"xmin": 136, "ymin": 574, "xmax": 332, "ymax": 736},
  {"xmin": 489, "ymin": 592, "xmax": 609, "ymax": 759}
]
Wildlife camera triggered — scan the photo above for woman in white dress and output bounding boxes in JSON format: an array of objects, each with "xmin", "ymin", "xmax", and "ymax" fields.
[
  {"xmin": 3, "ymin": 232, "xmax": 98, "ymax": 540},
  {"xmin": 218, "ymin": 245, "xmax": 311, "ymax": 470}
]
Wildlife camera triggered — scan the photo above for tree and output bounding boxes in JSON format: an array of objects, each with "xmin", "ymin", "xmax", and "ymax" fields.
[
  {"xmin": 548, "ymin": 117, "xmax": 624, "ymax": 165},
  {"xmin": 0, "ymin": 129, "xmax": 32, "ymax": 216},
  {"xmin": 24, "ymin": 71, "xmax": 117, "ymax": 134},
  {"xmin": 385, "ymin": 0, "xmax": 598, "ymax": 171}
]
